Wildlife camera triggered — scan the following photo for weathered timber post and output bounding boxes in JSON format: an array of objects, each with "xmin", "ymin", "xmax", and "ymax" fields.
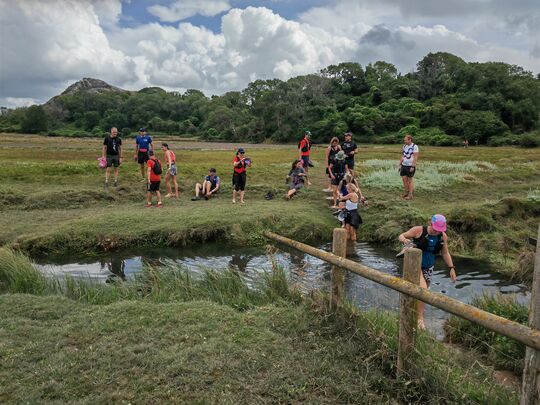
[
  {"xmin": 521, "ymin": 224, "xmax": 540, "ymax": 405},
  {"xmin": 397, "ymin": 247, "xmax": 422, "ymax": 378},
  {"xmin": 331, "ymin": 228, "xmax": 347, "ymax": 308}
]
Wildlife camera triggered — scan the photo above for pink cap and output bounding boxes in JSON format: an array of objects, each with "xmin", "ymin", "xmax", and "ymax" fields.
[{"xmin": 431, "ymin": 214, "xmax": 447, "ymax": 232}]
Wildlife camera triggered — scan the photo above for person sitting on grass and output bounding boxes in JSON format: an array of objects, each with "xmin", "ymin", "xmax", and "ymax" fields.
[
  {"xmin": 145, "ymin": 150, "xmax": 163, "ymax": 208},
  {"xmin": 339, "ymin": 183, "xmax": 366, "ymax": 242},
  {"xmin": 193, "ymin": 168, "xmax": 221, "ymax": 200},
  {"xmin": 398, "ymin": 215, "xmax": 457, "ymax": 330},
  {"xmin": 328, "ymin": 150, "xmax": 349, "ymax": 208},
  {"xmin": 162, "ymin": 143, "xmax": 178, "ymax": 199},
  {"xmin": 285, "ymin": 159, "xmax": 307, "ymax": 200}
]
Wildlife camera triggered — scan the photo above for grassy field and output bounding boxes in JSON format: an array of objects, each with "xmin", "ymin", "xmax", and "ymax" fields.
[
  {"xmin": 0, "ymin": 133, "xmax": 538, "ymax": 281},
  {"xmin": 0, "ymin": 249, "xmax": 519, "ymax": 403}
]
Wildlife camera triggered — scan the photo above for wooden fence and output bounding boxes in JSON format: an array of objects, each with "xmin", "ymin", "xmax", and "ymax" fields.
[{"xmin": 263, "ymin": 225, "xmax": 540, "ymax": 405}]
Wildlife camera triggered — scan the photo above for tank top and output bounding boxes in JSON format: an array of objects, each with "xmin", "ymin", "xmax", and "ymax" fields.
[
  {"xmin": 346, "ymin": 199, "xmax": 358, "ymax": 210},
  {"xmin": 166, "ymin": 150, "xmax": 176, "ymax": 165},
  {"xmin": 327, "ymin": 146, "xmax": 339, "ymax": 165}
]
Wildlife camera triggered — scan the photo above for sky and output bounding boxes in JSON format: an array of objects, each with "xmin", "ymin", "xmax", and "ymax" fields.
[{"xmin": 0, "ymin": 0, "xmax": 538, "ymax": 108}]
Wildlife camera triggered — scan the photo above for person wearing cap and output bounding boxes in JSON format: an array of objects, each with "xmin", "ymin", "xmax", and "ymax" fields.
[
  {"xmin": 232, "ymin": 148, "xmax": 251, "ymax": 204},
  {"xmin": 134, "ymin": 127, "xmax": 153, "ymax": 181},
  {"xmin": 102, "ymin": 127, "xmax": 123, "ymax": 187},
  {"xmin": 400, "ymin": 134, "xmax": 419, "ymax": 200},
  {"xmin": 398, "ymin": 214, "xmax": 457, "ymax": 329},
  {"xmin": 341, "ymin": 132, "xmax": 358, "ymax": 177},
  {"xmin": 161, "ymin": 143, "xmax": 178, "ymax": 199},
  {"xmin": 145, "ymin": 150, "xmax": 163, "ymax": 208},
  {"xmin": 298, "ymin": 131, "xmax": 312, "ymax": 186},
  {"xmin": 328, "ymin": 150, "xmax": 349, "ymax": 208},
  {"xmin": 193, "ymin": 168, "xmax": 221, "ymax": 200}
]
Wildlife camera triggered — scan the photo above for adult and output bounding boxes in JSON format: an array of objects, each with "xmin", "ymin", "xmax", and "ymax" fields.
[
  {"xmin": 232, "ymin": 148, "xmax": 251, "ymax": 204},
  {"xmin": 134, "ymin": 127, "xmax": 153, "ymax": 181},
  {"xmin": 325, "ymin": 137, "xmax": 341, "ymax": 192},
  {"xmin": 193, "ymin": 168, "xmax": 221, "ymax": 200},
  {"xmin": 339, "ymin": 183, "xmax": 365, "ymax": 242},
  {"xmin": 161, "ymin": 143, "xmax": 178, "ymax": 199},
  {"xmin": 145, "ymin": 150, "xmax": 163, "ymax": 208},
  {"xmin": 285, "ymin": 159, "xmax": 307, "ymax": 199},
  {"xmin": 102, "ymin": 127, "xmax": 123, "ymax": 187},
  {"xmin": 342, "ymin": 132, "xmax": 358, "ymax": 177},
  {"xmin": 298, "ymin": 130, "xmax": 312, "ymax": 185},
  {"xmin": 398, "ymin": 215, "xmax": 457, "ymax": 329},
  {"xmin": 399, "ymin": 134, "xmax": 419, "ymax": 200},
  {"xmin": 328, "ymin": 150, "xmax": 349, "ymax": 208}
]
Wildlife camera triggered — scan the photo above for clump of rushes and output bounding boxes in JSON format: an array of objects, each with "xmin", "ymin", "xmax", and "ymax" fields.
[
  {"xmin": 445, "ymin": 293, "xmax": 527, "ymax": 373},
  {"xmin": 0, "ymin": 248, "xmax": 50, "ymax": 294}
]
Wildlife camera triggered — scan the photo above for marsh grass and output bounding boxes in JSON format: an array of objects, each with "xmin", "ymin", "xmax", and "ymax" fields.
[{"xmin": 445, "ymin": 293, "xmax": 527, "ymax": 373}]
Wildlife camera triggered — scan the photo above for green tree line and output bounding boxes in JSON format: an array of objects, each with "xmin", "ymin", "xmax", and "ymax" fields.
[{"xmin": 1, "ymin": 52, "xmax": 539, "ymax": 146}]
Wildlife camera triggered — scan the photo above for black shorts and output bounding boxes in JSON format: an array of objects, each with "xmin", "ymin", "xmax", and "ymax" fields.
[
  {"xmin": 106, "ymin": 155, "xmax": 120, "ymax": 167},
  {"xmin": 147, "ymin": 181, "xmax": 160, "ymax": 192},
  {"xmin": 233, "ymin": 172, "xmax": 247, "ymax": 191},
  {"xmin": 331, "ymin": 174, "xmax": 344, "ymax": 186},
  {"xmin": 138, "ymin": 151, "xmax": 149, "ymax": 164},
  {"xmin": 344, "ymin": 209, "xmax": 362, "ymax": 229},
  {"xmin": 345, "ymin": 158, "xmax": 354, "ymax": 169},
  {"xmin": 301, "ymin": 156, "xmax": 310, "ymax": 168},
  {"xmin": 400, "ymin": 166, "xmax": 416, "ymax": 178}
]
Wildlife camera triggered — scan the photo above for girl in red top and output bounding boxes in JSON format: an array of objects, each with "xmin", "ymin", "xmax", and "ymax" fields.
[
  {"xmin": 161, "ymin": 143, "xmax": 178, "ymax": 199},
  {"xmin": 232, "ymin": 148, "xmax": 251, "ymax": 204}
]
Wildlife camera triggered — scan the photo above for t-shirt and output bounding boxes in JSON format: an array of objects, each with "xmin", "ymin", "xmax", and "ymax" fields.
[
  {"xmin": 289, "ymin": 168, "xmax": 305, "ymax": 185},
  {"xmin": 147, "ymin": 158, "xmax": 161, "ymax": 182},
  {"xmin": 402, "ymin": 143, "xmax": 419, "ymax": 166},
  {"xmin": 233, "ymin": 156, "xmax": 246, "ymax": 174},
  {"xmin": 342, "ymin": 141, "xmax": 357, "ymax": 160},
  {"xmin": 299, "ymin": 138, "xmax": 311, "ymax": 156},
  {"xmin": 136, "ymin": 135, "xmax": 153, "ymax": 152},
  {"xmin": 103, "ymin": 136, "xmax": 122, "ymax": 156},
  {"xmin": 205, "ymin": 175, "xmax": 220, "ymax": 189}
]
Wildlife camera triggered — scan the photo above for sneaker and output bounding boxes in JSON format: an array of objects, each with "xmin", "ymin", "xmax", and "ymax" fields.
[
  {"xmin": 232, "ymin": 199, "xmax": 236, "ymax": 204},
  {"xmin": 191, "ymin": 196, "xmax": 200, "ymax": 201},
  {"xmin": 145, "ymin": 203, "xmax": 152, "ymax": 208},
  {"xmin": 156, "ymin": 202, "xmax": 163, "ymax": 208}
]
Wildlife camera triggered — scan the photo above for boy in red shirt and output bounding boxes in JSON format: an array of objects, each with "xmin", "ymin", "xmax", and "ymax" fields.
[
  {"xmin": 146, "ymin": 150, "xmax": 163, "ymax": 208},
  {"xmin": 298, "ymin": 131, "xmax": 312, "ymax": 185}
]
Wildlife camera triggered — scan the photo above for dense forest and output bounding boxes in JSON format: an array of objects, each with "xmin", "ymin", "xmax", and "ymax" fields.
[{"xmin": 1, "ymin": 52, "xmax": 539, "ymax": 146}]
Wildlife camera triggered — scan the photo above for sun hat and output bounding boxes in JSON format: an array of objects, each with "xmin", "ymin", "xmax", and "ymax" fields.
[
  {"xmin": 335, "ymin": 150, "xmax": 346, "ymax": 160},
  {"xmin": 431, "ymin": 214, "xmax": 447, "ymax": 232}
]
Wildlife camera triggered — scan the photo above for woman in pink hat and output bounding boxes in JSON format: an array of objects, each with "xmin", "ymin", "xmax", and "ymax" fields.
[{"xmin": 398, "ymin": 214, "xmax": 457, "ymax": 329}]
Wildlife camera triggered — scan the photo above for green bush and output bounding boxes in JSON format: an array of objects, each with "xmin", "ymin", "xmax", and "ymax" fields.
[{"xmin": 518, "ymin": 132, "xmax": 540, "ymax": 148}]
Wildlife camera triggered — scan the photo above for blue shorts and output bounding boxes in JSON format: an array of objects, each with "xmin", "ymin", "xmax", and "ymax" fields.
[
  {"xmin": 301, "ymin": 156, "xmax": 310, "ymax": 168},
  {"xmin": 167, "ymin": 164, "xmax": 177, "ymax": 176}
]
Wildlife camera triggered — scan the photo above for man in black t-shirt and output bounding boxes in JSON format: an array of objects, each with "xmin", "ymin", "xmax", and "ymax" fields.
[
  {"xmin": 102, "ymin": 127, "xmax": 123, "ymax": 187},
  {"xmin": 341, "ymin": 132, "xmax": 358, "ymax": 176}
]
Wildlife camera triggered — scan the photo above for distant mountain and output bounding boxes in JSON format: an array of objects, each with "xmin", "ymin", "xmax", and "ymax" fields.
[{"xmin": 44, "ymin": 78, "xmax": 129, "ymax": 119}]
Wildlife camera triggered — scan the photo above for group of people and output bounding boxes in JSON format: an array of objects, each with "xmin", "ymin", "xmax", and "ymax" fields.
[{"xmin": 101, "ymin": 126, "xmax": 455, "ymax": 328}]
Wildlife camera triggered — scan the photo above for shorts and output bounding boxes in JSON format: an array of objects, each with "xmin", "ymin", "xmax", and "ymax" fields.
[
  {"xmin": 147, "ymin": 181, "xmax": 160, "ymax": 192},
  {"xmin": 138, "ymin": 151, "xmax": 149, "ymax": 164},
  {"xmin": 301, "ymin": 156, "xmax": 310, "ymax": 168},
  {"xmin": 345, "ymin": 158, "xmax": 354, "ymax": 169},
  {"xmin": 344, "ymin": 209, "xmax": 362, "ymax": 229},
  {"xmin": 167, "ymin": 164, "xmax": 177, "ymax": 176},
  {"xmin": 288, "ymin": 182, "xmax": 304, "ymax": 191},
  {"xmin": 331, "ymin": 174, "xmax": 344, "ymax": 186},
  {"xmin": 421, "ymin": 266, "xmax": 434, "ymax": 287},
  {"xmin": 400, "ymin": 165, "xmax": 416, "ymax": 177},
  {"xmin": 233, "ymin": 172, "xmax": 247, "ymax": 191},
  {"xmin": 106, "ymin": 155, "xmax": 120, "ymax": 167}
]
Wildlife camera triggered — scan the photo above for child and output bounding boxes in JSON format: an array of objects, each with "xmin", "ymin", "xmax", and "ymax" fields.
[{"xmin": 145, "ymin": 150, "xmax": 163, "ymax": 208}]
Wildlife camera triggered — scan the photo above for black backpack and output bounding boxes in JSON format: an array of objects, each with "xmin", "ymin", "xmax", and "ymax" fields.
[{"xmin": 152, "ymin": 159, "xmax": 162, "ymax": 175}]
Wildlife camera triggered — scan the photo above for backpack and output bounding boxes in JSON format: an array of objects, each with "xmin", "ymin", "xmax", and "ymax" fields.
[{"xmin": 152, "ymin": 159, "xmax": 162, "ymax": 175}]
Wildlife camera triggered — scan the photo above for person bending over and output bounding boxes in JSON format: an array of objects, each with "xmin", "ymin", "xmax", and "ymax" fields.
[
  {"xmin": 285, "ymin": 159, "xmax": 307, "ymax": 199},
  {"xmin": 193, "ymin": 168, "xmax": 221, "ymax": 200}
]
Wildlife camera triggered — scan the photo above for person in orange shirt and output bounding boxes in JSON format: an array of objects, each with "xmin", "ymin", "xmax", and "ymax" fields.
[
  {"xmin": 298, "ymin": 130, "xmax": 312, "ymax": 185},
  {"xmin": 145, "ymin": 150, "xmax": 163, "ymax": 208},
  {"xmin": 161, "ymin": 143, "xmax": 178, "ymax": 199},
  {"xmin": 232, "ymin": 148, "xmax": 251, "ymax": 204}
]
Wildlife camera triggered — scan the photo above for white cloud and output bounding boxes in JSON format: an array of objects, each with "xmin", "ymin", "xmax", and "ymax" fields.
[
  {"xmin": 147, "ymin": 0, "xmax": 231, "ymax": 22},
  {"xmin": 4, "ymin": 98, "xmax": 38, "ymax": 108}
]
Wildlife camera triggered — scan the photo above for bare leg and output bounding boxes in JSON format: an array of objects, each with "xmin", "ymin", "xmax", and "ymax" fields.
[
  {"xmin": 286, "ymin": 189, "xmax": 296, "ymax": 199},
  {"xmin": 173, "ymin": 176, "xmax": 179, "ymax": 198},
  {"xmin": 105, "ymin": 167, "xmax": 110, "ymax": 183},
  {"xmin": 232, "ymin": 189, "xmax": 237, "ymax": 203},
  {"xmin": 165, "ymin": 173, "xmax": 172, "ymax": 195},
  {"xmin": 332, "ymin": 185, "xmax": 338, "ymax": 208},
  {"xmin": 195, "ymin": 183, "xmax": 201, "ymax": 197},
  {"xmin": 408, "ymin": 177, "xmax": 414, "ymax": 199},
  {"xmin": 146, "ymin": 191, "xmax": 152, "ymax": 205},
  {"xmin": 401, "ymin": 176, "xmax": 408, "ymax": 197},
  {"xmin": 240, "ymin": 190, "xmax": 245, "ymax": 203},
  {"xmin": 114, "ymin": 167, "xmax": 119, "ymax": 183},
  {"xmin": 156, "ymin": 191, "xmax": 162, "ymax": 205},
  {"xmin": 140, "ymin": 164, "xmax": 145, "ymax": 178},
  {"xmin": 351, "ymin": 227, "xmax": 357, "ymax": 242}
]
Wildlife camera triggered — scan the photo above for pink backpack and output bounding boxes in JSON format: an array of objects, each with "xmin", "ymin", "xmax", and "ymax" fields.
[{"xmin": 97, "ymin": 157, "xmax": 107, "ymax": 169}]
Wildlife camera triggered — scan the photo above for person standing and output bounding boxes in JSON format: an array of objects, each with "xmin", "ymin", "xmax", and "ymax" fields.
[
  {"xmin": 325, "ymin": 137, "xmax": 341, "ymax": 192},
  {"xmin": 339, "ymin": 183, "xmax": 366, "ymax": 242},
  {"xmin": 298, "ymin": 131, "xmax": 312, "ymax": 185},
  {"xmin": 232, "ymin": 148, "xmax": 250, "ymax": 204},
  {"xmin": 145, "ymin": 150, "xmax": 163, "ymax": 208},
  {"xmin": 399, "ymin": 134, "xmax": 419, "ymax": 200},
  {"xmin": 161, "ymin": 143, "xmax": 178, "ymax": 199},
  {"xmin": 328, "ymin": 150, "xmax": 349, "ymax": 208},
  {"xmin": 342, "ymin": 132, "xmax": 358, "ymax": 177},
  {"xmin": 398, "ymin": 215, "xmax": 457, "ymax": 329},
  {"xmin": 134, "ymin": 127, "xmax": 153, "ymax": 181},
  {"xmin": 102, "ymin": 127, "xmax": 123, "ymax": 187}
]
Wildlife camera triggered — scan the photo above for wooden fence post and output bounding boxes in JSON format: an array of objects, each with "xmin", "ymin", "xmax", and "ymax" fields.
[
  {"xmin": 397, "ymin": 247, "xmax": 422, "ymax": 378},
  {"xmin": 331, "ymin": 228, "xmax": 347, "ymax": 309},
  {"xmin": 521, "ymin": 224, "xmax": 540, "ymax": 405}
]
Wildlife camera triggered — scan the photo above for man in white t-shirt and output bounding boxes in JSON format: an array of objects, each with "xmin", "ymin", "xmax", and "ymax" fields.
[{"xmin": 399, "ymin": 134, "xmax": 419, "ymax": 200}]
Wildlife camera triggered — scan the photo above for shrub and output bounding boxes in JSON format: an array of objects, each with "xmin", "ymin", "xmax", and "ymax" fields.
[{"xmin": 518, "ymin": 133, "xmax": 540, "ymax": 148}]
